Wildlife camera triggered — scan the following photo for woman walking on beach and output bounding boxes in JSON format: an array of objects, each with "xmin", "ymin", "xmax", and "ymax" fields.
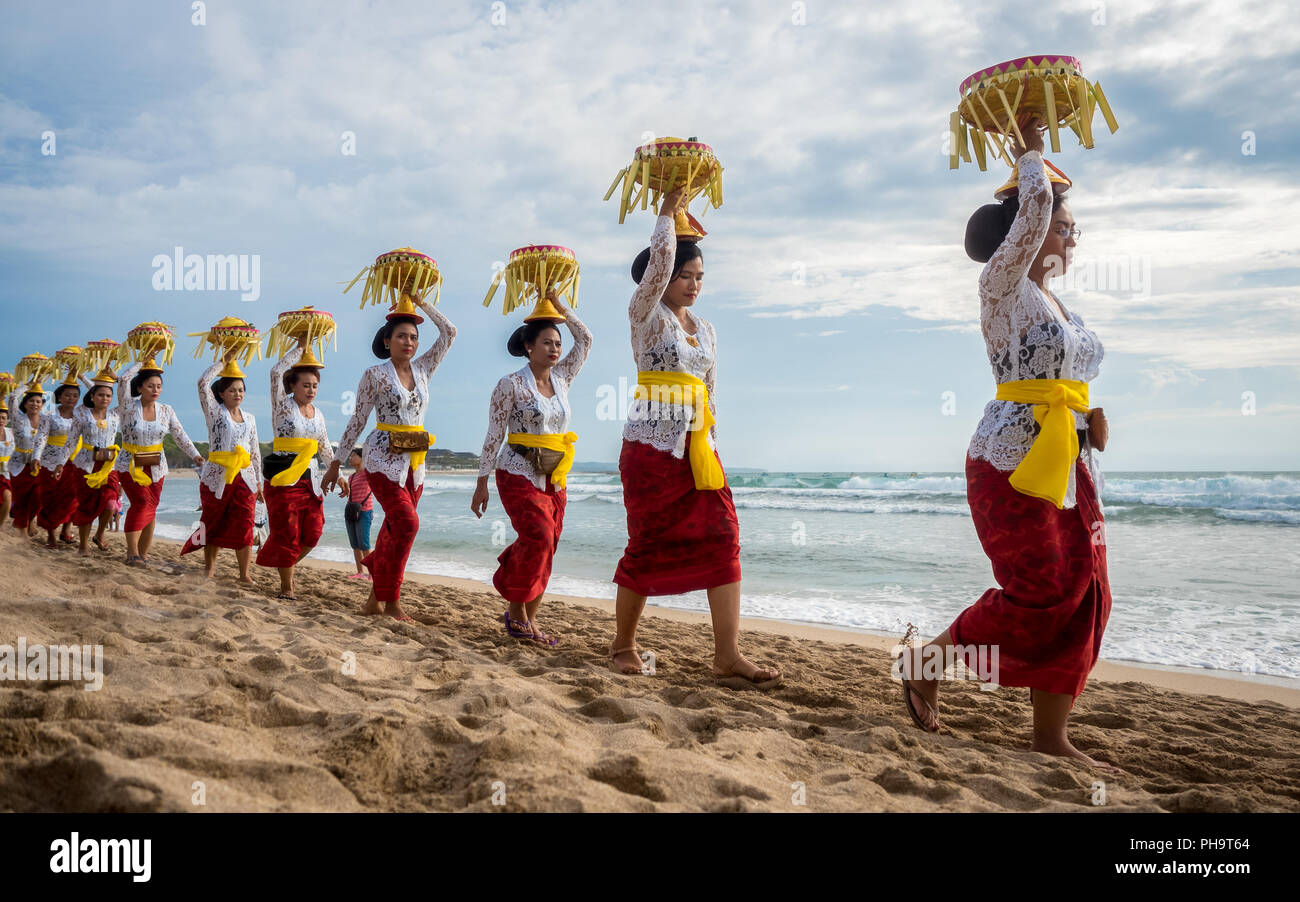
[
  {"xmin": 0, "ymin": 401, "xmax": 13, "ymax": 527},
  {"xmin": 67, "ymin": 368, "xmax": 122, "ymax": 556},
  {"xmin": 9, "ymin": 385, "xmax": 46, "ymax": 535},
  {"xmin": 256, "ymin": 340, "xmax": 342, "ymax": 599},
  {"xmin": 607, "ymin": 188, "xmax": 780, "ymax": 687},
  {"xmin": 181, "ymin": 349, "xmax": 263, "ymax": 582},
  {"xmin": 33, "ymin": 379, "xmax": 84, "ymax": 547},
  {"xmin": 115, "ymin": 358, "xmax": 204, "ymax": 566},
  {"xmin": 899, "ymin": 118, "xmax": 1114, "ymax": 769},
  {"xmin": 471, "ymin": 290, "xmax": 591, "ymax": 646},
  {"xmin": 326, "ymin": 293, "xmax": 457, "ymax": 621}
]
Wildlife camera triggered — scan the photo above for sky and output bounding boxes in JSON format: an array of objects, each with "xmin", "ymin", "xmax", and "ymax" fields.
[{"xmin": 1, "ymin": 0, "xmax": 1297, "ymax": 472}]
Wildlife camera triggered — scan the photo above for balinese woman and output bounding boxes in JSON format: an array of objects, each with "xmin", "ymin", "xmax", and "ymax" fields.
[
  {"xmin": 898, "ymin": 118, "xmax": 1114, "ymax": 770},
  {"xmin": 607, "ymin": 188, "xmax": 780, "ymax": 687},
  {"xmin": 181, "ymin": 349, "xmax": 263, "ymax": 582},
  {"xmin": 326, "ymin": 294, "xmax": 456, "ymax": 621},
  {"xmin": 0, "ymin": 400, "xmax": 13, "ymax": 527},
  {"xmin": 471, "ymin": 290, "xmax": 592, "ymax": 645},
  {"xmin": 256, "ymin": 340, "xmax": 343, "ymax": 599},
  {"xmin": 68, "ymin": 367, "xmax": 122, "ymax": 556},
  {"xmin": 8, "ymin": 385, "xmax": 45, "ymax": 535},
  {"xmin": 115, "ymin": 358, "xmax": 204, "ymax": 566},
  {"xmin": 33, "ymin": 379, "xmax": 84, "ymax": 547}
]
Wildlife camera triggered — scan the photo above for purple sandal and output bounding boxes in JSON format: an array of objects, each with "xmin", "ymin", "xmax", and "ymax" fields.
[{"xmin": 503, "ymin": 611, "xmax": 532, "ymax": 640}]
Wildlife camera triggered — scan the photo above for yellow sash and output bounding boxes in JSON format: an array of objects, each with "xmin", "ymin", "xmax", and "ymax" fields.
[
  {"xmin": 270, "ymin": 436, "xmax": 319, "ymax": 487},
  {"xmin": 209, "ymin": 447, "xmax": 252, "ymax": 485},
  {"xmin": 85, "ymin": 445, "xmax": 121, "ymax": 489},
  {"xmin": 508, "ymin": 431, "xmax": 578, "ymax": 489},
  {"xmin": 634, "ymin": 371, "xmax": 724, "ymax": 490},
  {"xmin": 376, "ymin": 423, "xmax": 434, "ymax": 473},
  {"xmin": 994, "ymin": 378, "xmax": 1091, "ymax": 509},
  {"xmin": 0, "ymin": 456, "xmax": 9, "ymax": 466},
  {"xmin": 124, "ymin": 442, "xmax": 164, "ymax": 486},
  {"xmin": 48, "ymin": 434, "xmax": 83, "ymax": 459}
]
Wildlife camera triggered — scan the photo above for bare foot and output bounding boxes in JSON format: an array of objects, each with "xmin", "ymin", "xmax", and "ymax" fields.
[
  {"xmin": 1031, "ymin": 737, "xmax": 1125, "ymax": 773},
  {"xmin": 385, "ymin": 601, "xmax": 414, "ymax": 622},
  {"xmin": 238, "ymin": 576, "xmax": 255, "ymax": 585},
  {"xmin": 360, "ymin": 596, "xmax": 383, "ymax": 616},
  {"xmin": 713, "ymin": 654, "xmax": 781, "ymax": 687},
  {"xmin": 608, "ymin": 643, "xmax": 643, "ymax": 675}
]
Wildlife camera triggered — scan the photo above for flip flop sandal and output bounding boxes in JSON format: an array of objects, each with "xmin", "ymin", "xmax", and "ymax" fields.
[
  {"xmin": 897, "ymin": 651, "xmax": 941, "ymax": 733},
  {"xmin": 608, "ymin": 644, "xmax": 644, "ymax": 675},
  {"xmin": 503, "ymin": 612, "xmax": 532, "ymax": 639},
  {"xmin": 92, "ymin": 538, "xmax": 109, "ymax": 551},
  {"xmin": 526, "ymin": 622, "xmax": 560, "ymax": 647},
  {"xmin": 275, "ymin": 593, "xmax": 297, "ymax": 601}
]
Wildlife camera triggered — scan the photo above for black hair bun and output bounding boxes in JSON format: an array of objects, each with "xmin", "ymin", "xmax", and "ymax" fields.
[{"xmin": 964, "ymin": 198, "xmax": 1020, "ymax": 263}]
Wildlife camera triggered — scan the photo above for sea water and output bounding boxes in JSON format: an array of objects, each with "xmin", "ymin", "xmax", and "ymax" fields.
[{"xmin": 149, "ymin": 470, "xmax": 1300, "ymax": 681}]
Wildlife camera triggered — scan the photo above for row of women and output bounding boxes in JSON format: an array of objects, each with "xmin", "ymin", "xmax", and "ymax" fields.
[{"xmin": 2, "ymin": 128, "xmax": 1116, "ymax": 763}]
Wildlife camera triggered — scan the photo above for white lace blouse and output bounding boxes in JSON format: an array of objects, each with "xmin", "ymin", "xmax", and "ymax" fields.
[
  {"xmin": 624, "ymin": 213, "xmax": 718, "ymax": 458},
  {"xmin": 337, "ymin": 306, "xmax": 457, "ymax": 490},
  {"xmin": 966, "ymin": 150, "xmax": 1105, "ymax": 510},
  {"xmin": 269, "ymin": 347, "xmax": 337, "ymax": 497},
  {"xmin": 197, "ymin": 361, "xmax": 262, "ymax": 499},
  {"xmin": 33, "ymin": 407, "xmax": 78, "ymax": 470},
  {"xmin": 478, "ymin": 310, "xmax": 593, "ymax": 490},
  {"xmin": 113, "ymin": 363, "xmax": 202, "ymax": 482},
  {"xmin": 0, "ymin": 425, "xmax": 13, "ymax": 472},
  {"xmin": 67, "ymin": 407, "xmax": 121, "ymax": 474},
  {"xmin": 8, "ymin": 394, "xmax": 41, "ymax": 476}
]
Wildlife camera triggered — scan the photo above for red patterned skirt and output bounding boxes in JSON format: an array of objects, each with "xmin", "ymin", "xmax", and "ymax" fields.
[
  {"xmin": 493, "ymin": 469, "xmax": 566, "ymax": 604},
  {"xmin": 613, "ymin": 435, "xmax": 741, "ymax": 597},
  {"xmin": 0, "ymin": 472, "xmax": 10, "ymax": 496},
  {"xmin": 256, "ymin": 476, "xmax": 324, "ymax": 568},
  {"xmin": 72, "ymin": 468, "xmax": 121, "ymax": 527},
  {"xmin": 949, "ymin": 455, "xmax": 1111, "ymax": 698},
  {"xmin": 181, "ymin": 479, "xmax": 256, "ymax": 553},
  {"xmin": 361, "ymin": 469, "xmax": 423, "ymax": 603},
  {"xmin": 37, "ymin": 464, "xmax": 81, "ymax": 531},
  {"xmin": 122, "ymin": 472, "xmax": 164, "ymax": 533},
  {"xmin": 10, "ymin": 465, "xmax": 41, "ymax": 528}
]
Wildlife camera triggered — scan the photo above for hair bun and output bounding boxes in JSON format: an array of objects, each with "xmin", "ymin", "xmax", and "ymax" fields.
[
  {"xmin": 964, "ymin": 198, "xmax": 1020, "ymax": 263},
  {"xmin": 507, "ymin": 325, "xmax": 528, "ymax": 358},
  {"xmin": 631, "ymin": 247, "xmax": 652, "ymax": 284}
]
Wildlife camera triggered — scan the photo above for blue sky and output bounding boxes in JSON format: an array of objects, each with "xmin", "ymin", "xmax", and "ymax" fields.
[{"xmin": 2, "ymin": 0, "xmax": 1297, "ymax": 471}]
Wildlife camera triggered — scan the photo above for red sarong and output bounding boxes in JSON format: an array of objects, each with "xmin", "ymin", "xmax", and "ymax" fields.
[
  {"xmin": 72, "ymin": 469, "xmax": 121, "ymax": 527},
  {"xmin": 256, "ymin": 476, "xmax": 324, "ymax": 568},
  {"xmin": 37, "ymin": 465, "xmax": 81, "ymax": 531},
  {"xmin": 121, "ymin": 474, "xmax": 164, "ymax": 533},
  {"xmin": 613, "ymin": 435, "xmax": 741, "ymax": 597},
  {"xmin": 0, "ymin": 473, "xmax": 10, "ymax": 496},
  {"xmin": 493, "ymin": 469, "xmax": 566, "ymax": 604},
  {"xmin": 949, "ymin": 455, "xmax": 1111, "ymax": 698},
  {"xmin": 10, "ymin": 465, "xmax": 41, "ymax": 529},
  {"xmin": 362, "ymin": 469, "xmax": 423, "ymax": 603},
  {"xmin": 181, "ymin": 479, "xmax": 256, "ymax": 553}
]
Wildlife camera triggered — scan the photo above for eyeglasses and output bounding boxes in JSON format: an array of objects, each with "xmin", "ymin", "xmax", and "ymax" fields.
[{"xmin": 1052, "ymin": 226, "xmax": 1082, "ymax": 240}]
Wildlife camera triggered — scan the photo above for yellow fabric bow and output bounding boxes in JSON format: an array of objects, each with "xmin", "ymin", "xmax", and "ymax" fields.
[
  {"xmin": 270, "ymin": 436, "xmax": 318, "ymax": 487},
  {"xmin": 634, "ymin": 371, "xmax": 724, "ymax": 490},
  {"xmin": 376, "ymin": 423, "xmax": 434, "ymax": 473},
  {"xmin": 124, "ymin": 442, "xmax": 164, "ymax": 485},
  {"xmin": 994, "ymin": 378, "xmax": 1091, "ymax": 509},
  {"xmin": 84, "ymin": 445, "xmax": 121, "ymax": 489},
  {"xmin": 508, "ymin": 431, "xmax": 578, "ymax": 489},
  {"xmin": 209, "ymin": 447, "xmax": 252, "ymax": 485}
]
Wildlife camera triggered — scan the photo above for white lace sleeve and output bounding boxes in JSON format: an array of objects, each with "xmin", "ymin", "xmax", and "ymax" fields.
[
  {"xmin": 702, "ymin": 320, "xmax": 718, "ymax": 440},
  {"xmin": 337, "ymin": 369, "xmax": 376, "ymax": 456},
  {"xmin": 553, "ymin": 307, "xmax": 593, "ymax": 385},
  {"xmin": 33, "ymin": 415, "xmax": 49, "ymax": 463},
  {"xmin": 478, "ymin": 378, "xmax": 511, "ymax": 478},
  {"xmin": 117, "ymin": 363, "xmax": 140, "ymax": 417},
  {"xmin": 248, "ymin": 415, "xmax": 262, "ymax": 491},
  {"xmin": 414, "ymin": 305, "xmax": 457, "ymax": 381},
  {"xmin": 167, "ymin": 407, "xmax": 201, "ymax": 460},
  {"xmin": 197, "ymin": 361, "xmax": 223, "ymax": 426},
  {"xmin": 315, "ymin": 415, "xmax": 336, "ymax": 471},
  {"xmin": 979, "ymin": 150, "xmax": 1051, "ymax": 302},
  {"xmin": 629, "ymin": 214, "xmax": 676, "ymax": 323},
  {"xmin": 270, "ymin": 347, "xmax": 299, "ymax": 414}
]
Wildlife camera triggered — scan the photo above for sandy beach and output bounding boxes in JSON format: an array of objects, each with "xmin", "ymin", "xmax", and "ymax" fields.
[{"xmin": 1, "ymin": 526, "xmax": 1297, "ymax": 813}]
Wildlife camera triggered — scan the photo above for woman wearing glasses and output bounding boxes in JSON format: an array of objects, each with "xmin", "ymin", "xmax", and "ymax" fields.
[{"xmin": 899, "ymin": 117, "xmax": 1116, "ymax": 771}]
